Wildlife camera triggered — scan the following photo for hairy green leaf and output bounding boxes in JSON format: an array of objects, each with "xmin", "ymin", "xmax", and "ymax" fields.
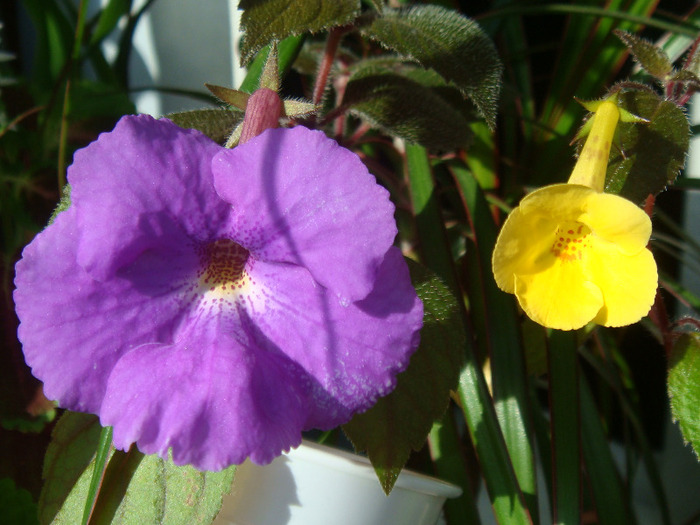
[
  {"xmin": 39, "ymin": 412, "xmax": 236, "ymax": 525},
  {"xmin": 615, "ymin": 29, "xmax": 673, "ymax": 80},
  {"xmin": 361, "ymin": 5, "xmax": 502, "ymax": 128},
  {"xmin": 86, "ymin": 450, "xmax": 236, "ymax": 525},
  {"xmin": 167, "ymin": 109, "xmax": 244, "ymax": 145},
  {"xmin": 343, "ymin": 67, "xmax": 472, "ymax": 150},
  {"xmin": 605, "ymin": 90, "xmax": 689, "ymax": 202},
  {"xmin": 343, "ymin": 259, "xmax": 464, "ymax": 494},
  {"xmin": 238, "ymin": 0, "xmax": 360, "ymax": 64},
  {"xmin": 38, "ymin": 412, "xmax": 103, "ymax": 525},
  {"xmin": 205, "ymin": 84, "xmax": 250, "ymax": 110},
  {"xmin": 668, "ymin": 332, "xmax": 700, "ymax": 458}
]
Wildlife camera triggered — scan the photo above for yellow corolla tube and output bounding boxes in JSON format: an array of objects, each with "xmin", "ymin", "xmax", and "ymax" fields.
[{"xmin": 492, "ymin": 97, "xmax": 658, "ymax": 331}]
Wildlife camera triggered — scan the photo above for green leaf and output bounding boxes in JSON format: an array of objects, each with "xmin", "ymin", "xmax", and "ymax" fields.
[
  {"xmin": 20, "ymin": 0, "xmax": 75, "ymax": 87},
  {"xmin": 361, "ymin": 5, "xmax": 502, "ymax": 128},
  {"xmin": 548, "ymin": 330, "xmax": 580, "ymax": 524},
  {"xmin": 614, "ymin": 29, "xmax": 673, "ymax": 80},
  {"xmin": 1, "ymin": 409, "xmax": 56, "ymax": 433},
  {"xmin": 238, "ymin": 35, "xmax": 306, "ymax": 93},
  {"xmin": 39, "ymin": 412, "xmax": 236, "ymax": 525},
  {"xmin": 38, "ymin": 412, "xmax": 103, "ymax": 525},
  {"xmin": 67, "ymin": 81, "xmax": 136, "ymax": 121},
  {"xmin": 605, "ymin": 90, "xmax": 689, "ymax": 203},
  {"xmin": 427, "ymin": 417, "xmax": 480, "ymax": 525},
  {"xmin": 456, "ymin": 348, "xmax": 532, "ymax": 524},
  {"xmin": 0, "ymin": 478, "xmax": 39, "ymax": 525},
  {"xmin": 205, "ymin": 84, "xmax": 250, "ymax": 110},
  {"xmin": 343, "ymin": 67, "xmax": 472, "ymax": 150},
  {"xmin": 405, "ymin": 144, "xmax": 458, "ymax": 290},
  {"xmin": 167, "ymin": 109, "xmax": 244, "ymax": 145},
  {"xmin": 343, "ymin": 259, "xmax": 464, "ymax": 494},
  {"xmin": 668, "ymin": 332, "xmax": 700, "ymax": 458},
  {"xmin": 452, "ymin": 162, "xmax": 538, "ymax": 519},
  {"xmin": 668, "ymin": 68, "xmax": 700, "ymax": 98},
  {"xmin": 86, "ymin": 450, "xmax": 236, "ymax": 525},
  {"xmin": 238, "ymin": 0, "xmax": 360, "ymax": 64},
  {"xmin": 580, "ymin": 377, "xmax": 634, "ymax": 525},
  {"xmin": 90, "ymin": 0, "xmax": 131, "ymax": 46},
  {"xmin": 366, "ymin": 0, "xmax": 384, "ymax": 13}
]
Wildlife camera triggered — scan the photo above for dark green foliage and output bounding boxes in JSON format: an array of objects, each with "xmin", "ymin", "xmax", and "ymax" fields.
[
  {"xmin": 669, "ymin": 333, "xmax": 700, "ymax": 459},
  {"xmin": 615, "ymin": 30, "xmax": 674, "ymax": 80},
  {"xmin": 606, "ymin": 90, "xmax": 689, "ymax": 202},
  {"xmin": 343, "ymin": 65, "xmax": 472, "ymax": 150},
  {"xmin": 361, "ymin": 5, "xmax": 502, "ymax": 128},
  {"xmin": 167, "ymin": 109, "xmax": 245, "ymax": 145},
  {"xmin": 343, "ymin": 259, "xmax": 464, "ymax": 494},
  {"xmin": 239, "ymin": 0, "xmax": 360, "ymax": 64}
]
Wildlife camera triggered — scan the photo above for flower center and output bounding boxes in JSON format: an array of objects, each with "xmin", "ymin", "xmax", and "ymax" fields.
[
  {"xmin": 551, "ymin": 222, "xmax": 591, "ymax": 262},
  {"xmin": 198, "ymin": 239, "xmax": 250, "ymax": 293}
]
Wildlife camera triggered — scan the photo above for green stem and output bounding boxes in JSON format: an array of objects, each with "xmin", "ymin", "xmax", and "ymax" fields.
[{"xmin": 57, "ymin": 0, "xmax": 89, "ymax": 194}]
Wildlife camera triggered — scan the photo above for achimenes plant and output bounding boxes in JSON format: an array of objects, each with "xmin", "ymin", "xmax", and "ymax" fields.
[{"xmin": 12, "ymin": 1, "xmax": 503, "ymax": 523}]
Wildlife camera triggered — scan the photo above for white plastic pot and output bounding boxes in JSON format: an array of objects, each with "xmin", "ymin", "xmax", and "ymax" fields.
[{"xmin": 214, "ymin": 440, "xmax": 462, "ymax": 525}]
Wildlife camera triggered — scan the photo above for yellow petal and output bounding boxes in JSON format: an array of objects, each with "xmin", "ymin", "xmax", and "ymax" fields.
[
  {"xmin": 589, "ymin": 239, "xmax": 658, "ymax": 327},
  {"xmin": 492, "ymin": 206, "xmax": 554, "ymax": 293},
  {"xmin": 519, "ymin": 184, "xmax": 594, "ymax": 221},
  {"xmin": 580, "ymin": 192, "xmax": 652, "ymax": 255},
  {"xmin": 515, "ymin": 258, "xmax": 603, "ymax": 331}
]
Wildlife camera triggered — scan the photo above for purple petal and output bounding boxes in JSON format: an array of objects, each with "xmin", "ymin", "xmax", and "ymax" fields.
[
  {"xmin": 101, "ymin": 320, "xmax": 310, "ymax": 469},
  {"xmin": 243, "ymin": 246, "xmax": 423, "ymax": 429},
  {"xmin": 13, "ymin": 208, "xmax": 200, "ymax": 413},
  {"xmin": 212, "ymin": 126, "xmax": 397, "ymax": 302},
  {"xmin": 70, "ymin": 115, "xmax": 231, "ymax": 281}
]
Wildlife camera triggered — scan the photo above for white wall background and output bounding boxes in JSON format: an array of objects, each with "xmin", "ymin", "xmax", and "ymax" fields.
[{"xmin": 122, "ymin": 0, "xmax": 245, "ymax": 116}]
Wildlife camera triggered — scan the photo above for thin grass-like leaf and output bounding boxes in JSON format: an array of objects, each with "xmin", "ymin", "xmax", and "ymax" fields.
[
  {"xmin": 580, "ymin": 375, "xmax": 635, "ymax": 525},
  {"xmin": 451, "ymin": 162, "xmax": 538, "ymax": 521},
  {"xmin": 81, "ymin": 425, "xmax": 113, "ymax": 525},
  {"xmin": 548, "ymin": 330, "xmax": 580, "ymax": 524},
  {"xmin": 405, "ymin": 144, "xmax": 458, "ymax": 290},
  {"xmin": 582, "ymin": 331, "xmax": 672, "ymax": 525},
  {"xmin": 457, "ymin": 358, "xmax": 532, "ymax": 525},
  {"xmin": 428, "ymin": 416, "xmax": 480, "ymax": 525},
  {"xmin": 405, "ymin": 146, "xmax": 531, "ymax": 524}
]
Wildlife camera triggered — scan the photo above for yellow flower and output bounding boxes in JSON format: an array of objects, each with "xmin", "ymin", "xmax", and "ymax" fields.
[{"xmin": 492, "ymin": 98, "xmax": 658, "ymax": 330}]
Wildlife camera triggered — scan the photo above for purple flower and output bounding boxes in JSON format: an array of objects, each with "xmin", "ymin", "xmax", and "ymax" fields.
[{"xmin": 13, "ymin": 115, "xmax": 422, "ymax": 470}]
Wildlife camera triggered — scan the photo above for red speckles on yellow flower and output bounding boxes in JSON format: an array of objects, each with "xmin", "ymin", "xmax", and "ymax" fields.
[{"xmin": 551, "ymin": 223, "xmax": 591, "ymax": 262}]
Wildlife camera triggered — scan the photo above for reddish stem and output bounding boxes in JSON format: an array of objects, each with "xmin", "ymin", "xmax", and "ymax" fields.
[
  {"xmin": 643, "ymin": 193, "xmax": 655, "ymax": 218},
  {"xmin": 312, "ymin": 27, "xmax": 347, "ymax": 109},
  {"xmin": 642, "ymin": 193, "xmax": 674, "ymax": 357}
]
